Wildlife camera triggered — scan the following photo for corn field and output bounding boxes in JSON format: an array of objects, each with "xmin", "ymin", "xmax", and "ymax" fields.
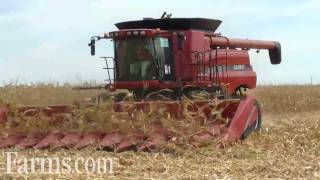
[{"xmin": 0, "ymin": 84, "xmax": 319, "ymax": 179}]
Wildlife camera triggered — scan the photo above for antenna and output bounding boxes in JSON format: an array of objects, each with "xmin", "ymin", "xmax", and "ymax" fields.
[{"xmin": 160, "ymin": 12, "xmax": 172, "ymax": 19}]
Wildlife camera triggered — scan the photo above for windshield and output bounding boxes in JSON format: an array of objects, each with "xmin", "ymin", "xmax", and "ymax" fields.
[
  {"xmin": 115, "ymin": 37, "xmax": 173, "ymax": 82},
  {"xmin": 115, "ymin": 38, "xmax": 155, "ymax": 81}
]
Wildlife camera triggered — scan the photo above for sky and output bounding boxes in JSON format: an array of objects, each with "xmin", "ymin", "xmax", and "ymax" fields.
[{"xmin": 0, "ymin": 0, "xmax": 319, "ymax": 85}]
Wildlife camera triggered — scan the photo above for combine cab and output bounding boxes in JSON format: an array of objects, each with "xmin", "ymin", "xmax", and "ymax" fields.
[{"xmin": 0, "ymin": 14, "xmax": 281, "ymax": 151}]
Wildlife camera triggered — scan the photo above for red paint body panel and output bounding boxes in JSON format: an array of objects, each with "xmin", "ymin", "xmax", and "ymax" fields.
[
  {"xmin": 114, "ymin": 80, "xmax": 179, "ymax": 89},
  {"xmin": 225, "ymin": 96, "xmax": 258, "ymax": 139},
  {"xmin": 210, "ymin": 37, "xmax": 278, "ymax": 49},
  {"xmin": 108, "ymin": 29, "xmax": 265, "ymax": 95}
]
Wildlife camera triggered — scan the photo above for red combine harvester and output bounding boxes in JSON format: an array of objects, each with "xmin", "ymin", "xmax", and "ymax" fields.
[{"xmin": 0, "ymin": 15, "xmax": 281, "ymax": 151}]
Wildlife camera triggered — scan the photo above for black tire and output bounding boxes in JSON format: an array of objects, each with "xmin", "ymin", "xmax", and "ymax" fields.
[
  {"xmin": 113, "ymin": 93, "xmax": 128, "ymax": 102},
  {"xmin": 241, "ymin": 100, "xmax": 262, "ymax": 140}
]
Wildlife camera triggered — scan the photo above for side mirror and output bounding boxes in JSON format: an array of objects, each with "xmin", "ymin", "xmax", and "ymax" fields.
[
  {"xmin": 177, "ymin": 33, "xmax": 185, "ymax": 50},
  {"xmin": 269, "ymin": 41, "xmax": 281, "ymax": 64},
  {"xmin": 88, "ymin": 39, "xmax": 96, "ymax": 56}
]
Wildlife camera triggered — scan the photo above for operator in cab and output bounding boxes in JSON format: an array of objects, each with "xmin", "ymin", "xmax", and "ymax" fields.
[{"xmin": 130, "ymin": 45, "xmax": 153, "ymax": 80}]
